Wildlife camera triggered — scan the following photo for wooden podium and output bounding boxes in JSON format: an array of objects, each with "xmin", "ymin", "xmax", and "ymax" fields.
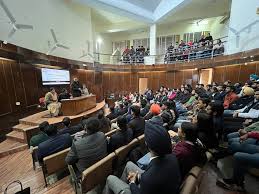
[{"xmin": 61, "ymin": 95, "xmax": 97, "ymax": 116}]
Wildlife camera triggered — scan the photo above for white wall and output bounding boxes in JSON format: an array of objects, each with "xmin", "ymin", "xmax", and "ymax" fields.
[
  {"xmin": 227, "ymin": 0, "xmax": 259, "ymax": 54},
  {"xmin": 0, "ymin": 0, "xmax": 93, "ymax": 61}
]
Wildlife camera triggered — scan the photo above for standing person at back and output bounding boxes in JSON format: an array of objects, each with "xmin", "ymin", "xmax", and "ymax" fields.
[
  {"xmin": 128, "ymin": 105, "xmax": 145, "ymax": 138},
  {"xmin": 65, "ymin": 117, "xmax": 107, "ymax": 173},
  {"xmin": 71, "ymin": 77, "xmax": 82, "ymax": 97}
]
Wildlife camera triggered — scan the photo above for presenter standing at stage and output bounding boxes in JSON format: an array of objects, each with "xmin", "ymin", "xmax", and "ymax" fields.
[{"xmin": 71, "ymin": 77, "xmax": 82, "ymax": 97}]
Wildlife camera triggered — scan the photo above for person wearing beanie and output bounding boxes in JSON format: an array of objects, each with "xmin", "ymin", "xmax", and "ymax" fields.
[
  {"xmin": 103, "ymin": 121, "xmax": 181, "ymax": 194},
  {"xmin": 146, "ymin": 103, "xmax": 164, "ymax": 127},
  {"xmin": 143, "ymin": 102, "xmax": 161, "ymax": 120}
]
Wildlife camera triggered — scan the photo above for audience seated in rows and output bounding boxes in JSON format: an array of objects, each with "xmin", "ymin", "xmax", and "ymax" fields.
[
  {"xmin": 30, "ymin": 121, "xmax": 49, "ymax": 147},
  {"xmin": 217, "ymin": 131, "xmax": 259, "ymax": 192},
  {"xmin": 97, "ymin": 110, "xmax": 111, "ymax": 134},
  {"xmin": 108, "ymin": 116, "xmax": 133, "ymax": 153},
  {"xmin": 128, "ymin": 105, "xmax": 145, "ymax": 138},
  {"xmin": 106, "ymin": 106, "xmax": 118, "ymax": 120},
  {"xmin": 65, "ymin": 117, "xmax": 107, "ymax": 173},
  {"xmin": 31, "ymin": 73, "xmax": 259, "ymax": 192},
  {"xmin": 122, "ymin": 45, "xmax": 149, "ymax": 64},
  {"xmin": 103, "ymin": 118, "xmax": 181, "ymax": 194},
  {"xmin": 37, "ymin": 124, "xmax": 72, "ymax": 162},
  {"xmin": 57, "ymin": 117, "xmax": 83, "ymax": 136},
  {"xmin": 172, "ymin": 122, "xmax": 207, "ymax": 179},
  {"xmin": 164, "ymin": 33, "xmax": 224, "ymax": 63}
]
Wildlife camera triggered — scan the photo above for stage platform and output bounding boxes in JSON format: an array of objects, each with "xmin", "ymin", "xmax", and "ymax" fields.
[
  {"xmin": 20, "ymin": 100, "xmax": 105, "ymax": 126},
  {"xmin": 0, "ymin": 100, "xmax": 105, "ymax": 158}
]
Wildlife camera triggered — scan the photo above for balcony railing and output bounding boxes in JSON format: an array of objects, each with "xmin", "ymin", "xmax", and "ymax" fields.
[{"xmin": 91, "ymin": 36, "xmax": 228, "ymax": 65}]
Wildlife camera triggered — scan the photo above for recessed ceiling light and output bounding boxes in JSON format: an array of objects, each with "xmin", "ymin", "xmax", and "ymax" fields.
[
  {"xmin": 251, "ymin": 59, "xmax": 254, "ymax": 62},
  {"xmin": 82, "ymin": 64, "xmax": 87, "ymax": 67},
  {"xmin": 250, "ymin": 56, "xmax": 254, "ymax": 58},
  {"xmin": 245, "ymin": 62, "xmax": 247, "ymax": 65},
  {"xmin": 243, "ymin": 56, "xmax": 247, "ymax": 59}
]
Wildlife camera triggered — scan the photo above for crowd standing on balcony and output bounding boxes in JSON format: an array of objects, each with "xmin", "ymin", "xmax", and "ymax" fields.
[
  {"xmin": 122, "ymin": 45, "xmax": 150, "ymax": 63},
  {"xmin": 164, "ymin": 33, "xmax": 225, "ymax": 63}
]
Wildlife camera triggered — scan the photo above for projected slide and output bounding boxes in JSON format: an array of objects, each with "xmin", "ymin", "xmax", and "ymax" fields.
[{"xmin": 41, "ymin": 68, "xmax": 70, "ymax": 85}]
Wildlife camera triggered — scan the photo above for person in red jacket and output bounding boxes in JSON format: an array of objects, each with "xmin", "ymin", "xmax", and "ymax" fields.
[
  {"xmin": 223, "ymin": 85, "xmax": 239, "ymax": 109},
  {"xmin": 216, "ymin": 131, "xmax": 259, "ymax": 192}
]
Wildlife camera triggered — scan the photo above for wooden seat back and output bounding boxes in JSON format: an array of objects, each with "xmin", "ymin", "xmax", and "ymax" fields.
[
  {"xmin": 180, "ymin": 166, "xmax": 202, "ymax": 194},
  {"xmin": 81, "ymin": 153, "xmax": 116, "ymax": 193},
  {"xmin": 43, "ymin": 148, "xmax": 70, "ymax": 175},
  {"xmin": 114, "ymin": 138, "xmax": 138, "ymax": 166},
  {"xmin": 31, "ymin": 146, "xmax": 39, "ymax": 170},
  {"xmin": 105, "ymin": 129, "xmax": 117, "ymax": 137}
]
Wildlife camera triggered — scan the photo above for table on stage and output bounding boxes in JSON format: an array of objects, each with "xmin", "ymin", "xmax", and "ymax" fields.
[{"xmin": 60, "ymin": 95, "xmax": 97, "ymax": 116}]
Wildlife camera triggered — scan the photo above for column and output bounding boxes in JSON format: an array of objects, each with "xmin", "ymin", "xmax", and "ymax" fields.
[
  {"xmin": 149, "ymin": 24, "xmax": 157, "ymax": 56},
  {"xmin": 145, "ymin": 24, "xmax": 156, "ymax": 65}
]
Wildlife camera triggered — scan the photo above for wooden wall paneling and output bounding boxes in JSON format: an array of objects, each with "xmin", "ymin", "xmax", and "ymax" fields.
[
  {"xmin": 213, "ymin": 67, "xmax": 225, "ymax": 84},
  {"xmin": 225, "ymin": 65, "xmax": 240, "ymax": 83},
  {"xmin": 182, "ymin": 70, "xmax": 193, "ymax": 86},
  {"xmin": 94, "ymin": 71, "xmax": 103, "ymax": 102},
  {"xmin": 166, "ymin": 72, "xmax": 174, "ymax": 88},
  {"xmin": 20, "ymin": 63, "xmax": 39, "ymax": 107},
  {"xmin": 159, "ymin": 72, "xmax": 167, "ymax": 88},
  {"xmin": 0, "ymin": 60, "xmax": 12, "ymax": 116},
  {"xmin": 192, "ymin": 70, "xmax": 199, "ymax": 86},
  {"xmin": 174, "ymin": 71, "xmax": 183, "ymax": 88},
  {"xmin": 239, "ymin": 63, "xmax": 257, "ymax": 83},
  {"xmin": 102, "ymin": 72, "xmax": 110, "ymax": 96},
  {"xmin": 3, "ymin": 61, "xmax": 17, "ymax": 113},
  {"xmin": 123, "ymin": 73, "xmax": 131, "ymax": 93},
  {"xmin": 130, "ymin": 72, "xmax": 138, "ymax": 93}
]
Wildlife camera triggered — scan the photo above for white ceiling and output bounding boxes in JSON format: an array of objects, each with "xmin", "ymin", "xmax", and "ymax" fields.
[
  {"xmin": 75, "ymin": 0, "xmax": 189, "ymax": 23},
  {"xmin": 89, "ymin": 0, "xmax": 231, "ymax": 33},
  {"xmin": 123, "ymin": 0, "xmax": 162, "ymax": 12}
]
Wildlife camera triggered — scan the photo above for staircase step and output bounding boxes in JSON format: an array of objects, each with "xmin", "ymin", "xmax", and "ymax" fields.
[
  {"xmin": 13, "ymin": 123, "xmax": 37, "ymax": 132},
  {"xmin": 6, "ymin": 131, "xmax": 25, "ymax": 143},
  {"xmin": 0, "ymin": 139, "xmax": 27, "ymax": 158}
]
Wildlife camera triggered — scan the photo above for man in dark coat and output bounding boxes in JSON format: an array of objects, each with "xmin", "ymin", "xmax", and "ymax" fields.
[
  {"xmin": 103, "ymin": 119, "xmax": 181, "ymax": 194},
  {"xmin": 71, "ymin": 77, "xmax": 82, "ymax": 97},
  {"xmin": 128, "ymin": 105, "xmax": 145, "ymax": 138}
]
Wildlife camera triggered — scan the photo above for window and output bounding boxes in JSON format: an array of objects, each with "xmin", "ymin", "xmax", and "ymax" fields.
[
  {"xmin": 184, "ymin": 31, "xmax": 210, "ymax": 42},
  {"xmin": 112, "ymin": 40, "xmax": 130, "ymax": 54}
]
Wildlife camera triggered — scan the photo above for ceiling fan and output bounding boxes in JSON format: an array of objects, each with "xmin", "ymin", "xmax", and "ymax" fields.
[
  {"xmin": 46, "ymin": 29, "xmax": 70, "ymax": 55},
  {"xmin": 79, "ymin": 40, "xmax": 94, "ymax": 59},
  {"xmin": 0, "ymin": 0, "xmax": 33, "ymax": 44}
]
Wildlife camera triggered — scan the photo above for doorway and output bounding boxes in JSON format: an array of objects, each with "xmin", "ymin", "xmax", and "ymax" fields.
[
  {"xmin": 199, "ymin": 68, "xmax": 213, "ymax": 85},
  {"xmin": 139, "ymin": 78, "xmax": 148, "ymax": 94}
]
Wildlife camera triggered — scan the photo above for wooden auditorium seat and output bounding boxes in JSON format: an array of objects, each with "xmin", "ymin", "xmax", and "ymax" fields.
[
  {"xmin": 42, "ymin": 148, "xmax": 70, "ymax": 186},
  {"xmin": 31, "ymin": 146, "xmax": 39, "ymax": 170},
  {"xmin": 68, "ymin": 153, "xmax": 116, "ymax": 194},
  {"xmin": 114, "ymin": 138, "xmax": 139, "ymax": 167},
  {"xmin": 105, "ymin": 129, "xmax": 117, "ymax": 137},
  {"xmin": 137, "ymin": 134, "xmax": 145, "ymax": 150},
  {"xmin": 180, "ymin": 166, "xmax": 202, "ymax": 194}
]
